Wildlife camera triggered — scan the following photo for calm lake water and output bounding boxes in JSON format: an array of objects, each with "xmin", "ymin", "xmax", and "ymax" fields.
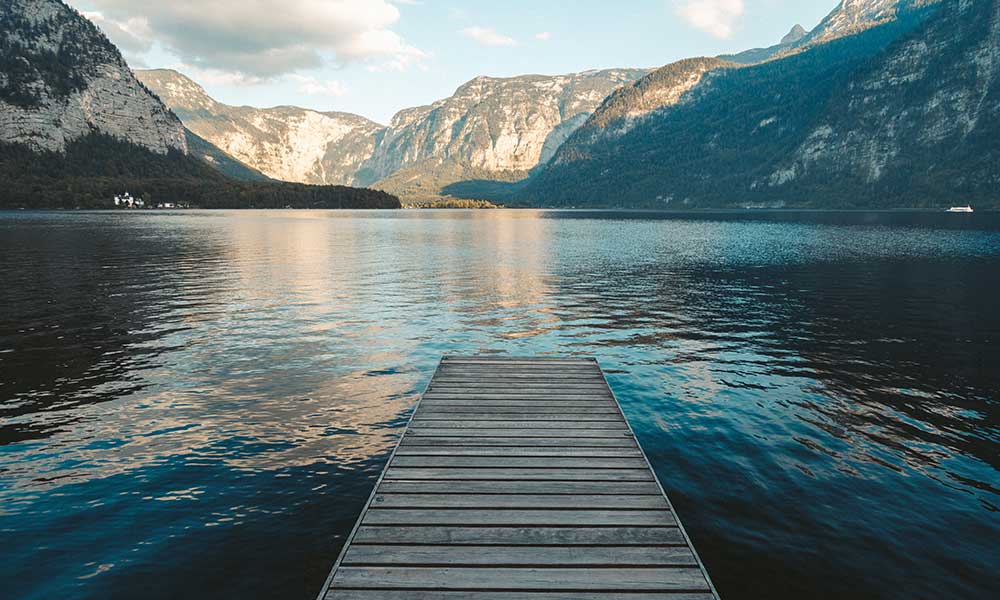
[{"xmin": 1, "ymin": 209, "xmax": 998, "ymax": 600}]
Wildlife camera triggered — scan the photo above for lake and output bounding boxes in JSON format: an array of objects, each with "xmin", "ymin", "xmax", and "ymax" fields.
[{"xmin": 1, "ymin": 209, "xmax": 998, "ymax": 600}]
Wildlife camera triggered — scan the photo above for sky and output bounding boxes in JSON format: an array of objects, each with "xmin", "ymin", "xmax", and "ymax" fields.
[{"xmin": 67, "ymin": 0, "xmax": 838, "ymax": 125}]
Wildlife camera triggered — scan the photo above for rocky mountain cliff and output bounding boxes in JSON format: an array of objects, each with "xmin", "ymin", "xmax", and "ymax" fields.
[
  {"xmin": 135, "ymin": 69, "xmax": 383, "ymax": 186},
  {"xmin": 552, "ymin": 58, "xmax": 736, "ymax": 165},
  {"xmin": 524, "ymin": 0, "xmax": 996, "ymax": 208},
  {"xmin": 726, "ymin": 0, "xmax": 942, "ymax": 64},
  {"xmin": 0, "ymin": 0, "xmax": 186, "ymax": 154},
  {"xmin": 141, "ymin": 68, "xmax": 648, "ymax": 201},
  {"xmin": 803, "ymin": 0, "xmax": 942, "ymax": 44},
  {"xmin": 360, "ymin": 69, "xmax": 648, "ymax": 199}
]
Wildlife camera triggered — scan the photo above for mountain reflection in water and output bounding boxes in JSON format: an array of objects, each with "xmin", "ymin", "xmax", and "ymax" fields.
[{"xmin": 1, "ymin": 209, "xmax": 998, "ymax": 600}]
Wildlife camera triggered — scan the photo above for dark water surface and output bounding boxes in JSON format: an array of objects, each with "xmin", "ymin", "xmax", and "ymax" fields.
[{"xmin": 1, "ymin": 210, "xmax": 998, "ymax": 600}]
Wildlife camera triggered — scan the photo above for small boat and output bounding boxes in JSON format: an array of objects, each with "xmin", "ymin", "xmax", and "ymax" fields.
[{"xmin": 947, "ymin": 205, "xmax": 974, "ymax": 213}]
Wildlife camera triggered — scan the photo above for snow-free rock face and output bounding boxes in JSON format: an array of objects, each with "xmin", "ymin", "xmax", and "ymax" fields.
[
  {"xmin": 361, "ymin": 69, "xmax": 648, "ymax": 186},
  {"xmin": 136, "ymin": 69, "xmax": 383, "ymax": 186},
  {"xmin": 804, "ymin": 0, "xmax": 942, "ymax": 44},
  {"xmin": 552, "ymin": 58, "xmax": 736, "ymax": 164},
  {"xmin": 766, "ymin": 0, "xmax": 1000, "ymax": 194},
  {"xmin": 141, "ymin": 67, "xmax": 648, "ymax": 197},
  {"xmin": 0, "ymin": 0, "xmax": 187, "ymax": 154}
]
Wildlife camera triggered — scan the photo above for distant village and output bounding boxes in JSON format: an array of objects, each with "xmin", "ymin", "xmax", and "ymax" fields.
[{"xmin": 113, "ymin": 193, "xmax": 187, "ymax": 209}]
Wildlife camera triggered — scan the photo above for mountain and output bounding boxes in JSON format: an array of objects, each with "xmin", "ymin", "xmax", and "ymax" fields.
[
  {"xmin": 0, "ymin": 0, "xmax": 186, "ymax": 154},
  {"xmin": 142, "ymin": 68, "xmax": 649, "ymax": 203},
  {"xmin": 135, "ymin": 69, "xmax": 384, "ymax": 186},
  {"xmin": 782, "ymin": 25, "xmax": 809, "ymax": 45},
  {"xmin": 550, "ymin": 58, "xmax": 736, "ymax": 164},
  {"xmin": 360, "ymin": 69, "xmax": 649, "ymax": 201},
  {"xmin": 724, "ymin": 25, "xmax": 809, "ymax": 65},
  {"xmin": 0, "ymin": 0, "xmax": 400, "ymax": 210},
  {"xmin": 724, "ymin": 0, "xmax": 941, "ymax": 64},
  {"xmin": 803, "ymin": 0, "xmax": 942, "ymax": 45},
  {"xmin": 184, "ymin": 129, "xmax": 271, "ymax": 182},
  {"xmin": 523, "ymin": 0, "xmax": 995, "ymax": 209}
]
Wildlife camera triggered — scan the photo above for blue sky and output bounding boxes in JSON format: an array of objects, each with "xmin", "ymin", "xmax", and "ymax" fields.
[{"xmin": 69, "ymin": 0, "xmax": 837, "ymax": 124}]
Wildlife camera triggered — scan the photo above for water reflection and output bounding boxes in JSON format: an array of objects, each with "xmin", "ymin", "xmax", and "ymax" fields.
[{"xmin": 1, "ymin": 210, "xmax": 998, "ymax": 600}]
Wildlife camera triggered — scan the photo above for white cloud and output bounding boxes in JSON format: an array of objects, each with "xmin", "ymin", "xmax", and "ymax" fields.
[
  {"xmin": 534, "ymin": 31, "xmax": 553, "ymax": 41},
  {"xmin": 288, "ymin": 75, "xmax": 347, "ymax": 97},
  {"xmin": 461, "ymin": 26, "xmax": 518, "ymax": 47},
  {"xmin": 83, "ymin": 10, "xmax": 153, "ymax": 61},
  {"xmin": 675, "ymin": 0, "xmax": 745, "ymax": 39},
  {"xmin": 73, "ymin": 0, "xmax": 426, "ymax": 78}
]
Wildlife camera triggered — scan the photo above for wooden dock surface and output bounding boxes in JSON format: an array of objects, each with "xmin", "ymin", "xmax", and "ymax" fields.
[{"xmin": 320, "ymin": 356, "xmax": 720, "ymax": 599}]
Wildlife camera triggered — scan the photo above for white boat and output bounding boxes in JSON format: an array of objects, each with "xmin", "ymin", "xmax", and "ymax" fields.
[{"xmin": 947, "ymin": 205, "xmax": 974, "ymax": 213}]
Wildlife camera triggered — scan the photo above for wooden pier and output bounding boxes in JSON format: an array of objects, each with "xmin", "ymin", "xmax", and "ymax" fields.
[{"xmin": 320, "ymin": 356, "xmax": 720, "ymax": 599}]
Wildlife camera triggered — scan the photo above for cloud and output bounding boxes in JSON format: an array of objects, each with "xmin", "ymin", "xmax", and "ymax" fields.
[
  {"xmin": 83, "ymin": 10, "xmax": 153, "ymax": 59},
  {"xmin": 534, "ymin": 31, "xmax": 552, "ymax": 41},
  {"xmin": 288, "ymin": 75, "xmax": 347, "ymax": 97},
  {"xmin": 675, "ymin": 0, "xmax": 745, "ymax": 39},
  {"xmin": 461, "ymin": 26, "xmax": 517, "ymax": 47},
  {"xmin": 74, "ymin": 0, "xmax": 426, "ymax": 78}
]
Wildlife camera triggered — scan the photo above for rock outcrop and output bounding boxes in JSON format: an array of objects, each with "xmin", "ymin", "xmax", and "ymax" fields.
[
  {"xmin": 136, "ymin": 69, "xmax": 383, "ymax": 186},
  {"xmin": 0, "ymin": 0, "xmax": 186, "ymax": 154}
]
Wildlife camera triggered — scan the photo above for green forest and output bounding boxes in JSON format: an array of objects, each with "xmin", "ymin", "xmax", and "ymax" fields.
[{"xmin": 0, "ymin": 134, "xmax": 400, "ymax": 209}]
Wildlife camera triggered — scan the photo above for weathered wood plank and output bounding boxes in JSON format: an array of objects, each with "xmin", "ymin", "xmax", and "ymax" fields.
[
  {"xmin": 434, "ymin": 374, "xmax": 605, "ymax": 381},
  {"xmin": 409, "ymin": 420, "xmax": 627, "ymax": 429},
  {"xmin": 393, "ymin": 447, "xmax": 644, "ymax": 457},
  {"xmin": 350, "ymin": 525, "xmax": 686, "ymax": 545},
  {"xmin": 362, "ymin": 508, "xmax": 675, "ymax": 527},
  {"xmin": 382, "ymin": 468, "xmax": 653, "ymax": 481},
  {"xmin": 370, "ymin": 494, "xmax": 669, "ymax": 509},
  {"xmin": 331, "ymin": 566, "xmax": 710, "ymax": 591},
  {"xmin": 399, "ymin": 437, "xmax": 638, "ymax": 447},
  {"xmin": 341, "ymin": 545, "xmax": 697, "ymax": 567},
  {"xmin": 390, "ymin": 457, "xmax": 647, "ymax": 469},
  {"xmin": 375, "ymin": 481, "xmax": 663, "ymax": 495},
  {"xmin": 417, "ymin": 408, "xmax": 621, "ymax": 416},
  {"xmin": 443, "ymin": 358, "xmax": 595, "ymax": 364},
  {"xmin": 327, "ymin": 592, "xmax": 716, "ymax": 600},
  {"xmin": 429, "ymin": 384, "xmax": 611, "ymax": 390},
  {"xmin": 407, "ymin": 429, "xmax": 633, "ymax": 438},
  {"xmin": 420, "ymin": 396, "xmax": 613, "ymax": 403}
]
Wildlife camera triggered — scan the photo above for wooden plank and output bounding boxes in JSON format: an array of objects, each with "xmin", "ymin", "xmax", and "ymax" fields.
[
  {"xmin": 409, "ymin": 420, "xmax": 627, "ymax": 429},
  {"xmin": 327, "ymin": 592, "xmax": 716, "ymax": 600},
  {"xmin": 390, "ymin": 457, "xmax": 647, "ymax": 469},
  {"xmin": 443, "ymin": 358, "xmax": 595, "ymax": 364},
  {"xmin": 420, "ymin": 396, "xmax": 613, "ymax": 403},
  {"xmin": 375, "ymin": 481, "xmax": 663, "ymax": 495},
  {"xmin": 320, "ymin": 356, "xmax": 719, "ymax": 600},
  {"xmin": 406, "ymin": 429, "xmax": 633, "ymax": 438},
  {"xmin": 393, "ymin": 447, "xmax": 644, "ymax": 457},
  {"xmin": 419, "ymin": 402, "xmax": 613, "ymax": 409},
  {"xmin": 350, "ymin": 525, "xmax": 686, "ymax": 545},
  {"xmin": 362, "ymin": 509, "xmax": 675, "ymax": 527},
  {"xmin": 398, "ymin": 437, "xmax": 638, "ymax": 447},
  {"xmin": 417, "ymin": 408, "xmax": 621, "ymax": 415},
  {"xmin": 341, "ymin": 545, "xmax": 697, "ymax": 567},
  {"xmin": 436, "ymin": 369, "xmax": 603, "ymax": 376},
  {"xmin": 434, "ymin": 371, "xmax": 604, "ymax": 385},
  {"xmin": 331, "ymin": 566, "xmax": 710, "ymax": 591},
  {"xmin": 371, "ymin": 494, "xmax": 669, "ymax": 509},
  {"xmin": 382, "ymin": 468, "xmax": 654, "ymax": 481},
  {"xmin": 429, "ymin": 384, "xmax": 611, "ymax": 390}
]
